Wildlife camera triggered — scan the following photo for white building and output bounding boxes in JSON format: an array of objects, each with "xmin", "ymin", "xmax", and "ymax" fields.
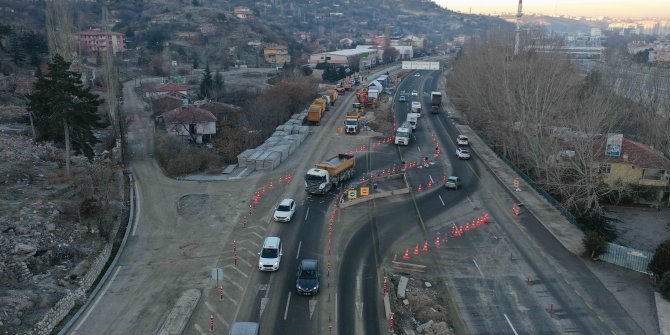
[{"xmin": 160, "ymin": 105, "xmax": 217, "ymax": 144}]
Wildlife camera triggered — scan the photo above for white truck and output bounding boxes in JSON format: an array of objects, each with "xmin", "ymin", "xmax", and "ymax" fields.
[
  {"xmin": 411, "ymin": 101, "xmax": 422, "ymax": 116},
  {"xmin": 305, "ymin": 153, "xmax": 356, "ymax": 194},
  {"xmin": 406, "ymin": 112, "xmax": 419, "ymax": 130},
  {"xmin": 394, "ymin": 122, "xmax": 413, "ymax": 146}
]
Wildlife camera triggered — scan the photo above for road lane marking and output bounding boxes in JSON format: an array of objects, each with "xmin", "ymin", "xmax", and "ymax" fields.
[
  {"xmin": 438, "ymin": 195, "xmax": 445, "ymax": 206},
  {"xmin": 205, "ymin": 301, "xmax": 229, "ymax": 328},
  {"xmin": 132, "ymin": 181, "xmax": 141, "ymax": 236},
  {"xmin": 72, "ymin": 266, "xmax": 122, "ymax": 333},
  {"xmin": 585, "ymin": 301, "xmax": 593, "ymax": 309},
  {"xmin": 417, "ymin": 144, "xmax": 421, "ymax": 151},
  {"xmin": 283, "ymin": 291, "xmax": 292, "ymax": 321},
  {"xmin": 309, "ymin": 298, "xmax": 317, "ymax": 320},
  {"xmin": 305, "ymin": 207, "xmax": 310, "ymax": 221},
  {"xmin": 472, "ymin": 259, "xmax": 484, "ymax": 278},
  {"xmin": 503, "ymin": 313, "xmax": 519, "ymax": 335},
  {"xmin": 429, "ymin": 175, "xmax": 434, "ymax": 183},
  {"xmin": 250, "ymin": 231, "xmax": 264, "ymax": 240},
  {"xmin": 296, "ymin": 241, "xmax": 302, "ymax": 260},
  {"xmin": 224, "ymin": 264, "xmax": 249, "ymax": 279}
]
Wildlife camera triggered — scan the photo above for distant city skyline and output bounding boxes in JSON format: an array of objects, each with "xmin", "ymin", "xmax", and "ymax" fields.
[{"xmin": 433, "ymin": 0, "xmax": 670, "ymax": 19}]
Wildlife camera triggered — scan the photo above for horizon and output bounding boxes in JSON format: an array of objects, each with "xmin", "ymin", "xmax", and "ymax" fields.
[{"xmin": 432, "ymin": 0, "xmax": 670, "ymax": 19}]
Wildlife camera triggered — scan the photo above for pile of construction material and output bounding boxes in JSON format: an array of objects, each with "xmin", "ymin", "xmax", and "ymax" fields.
[{"xmin": 237, "ymin": 112, "xmax": 311, "ymax": 171}]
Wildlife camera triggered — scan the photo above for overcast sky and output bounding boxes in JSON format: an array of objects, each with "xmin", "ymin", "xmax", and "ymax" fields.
[{"xmin": 432, "ymin": 0, "xmax": 670, "ymax": 19}]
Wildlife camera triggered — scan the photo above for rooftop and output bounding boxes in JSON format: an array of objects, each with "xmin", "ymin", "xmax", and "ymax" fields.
[{"xmin": 595, "ymin": 137, "xmax": 670, "ymax": 170}]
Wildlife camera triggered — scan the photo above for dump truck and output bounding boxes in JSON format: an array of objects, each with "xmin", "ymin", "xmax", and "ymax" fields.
[
  {"xmin": 352, "ymin": 102, "xmax": 365, "ymax": 116},
  {"xmin": 394, "ymin": 122, "xmax": 412, "ymax": 146},
  {"xmin": 344, "ymin": 113, "xmax": 360, "ymax": 134},
  {"xmin": 307, "ymin": 103, "xmax": 324, "ymax": 125},
  {"xmin": 430, "ymin": 92, "xmax": 442, "ymax": 114},
  {"xmin": 313, "ymin": 98, "xmax": 328, "ymax": 112},
  {"xmin": 305, "ymin": 153, "xmax": 356, "ymax": 194}
]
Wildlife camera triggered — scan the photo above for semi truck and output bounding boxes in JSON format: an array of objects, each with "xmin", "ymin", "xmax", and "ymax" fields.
[
  {"xmin": 430, "ymin": 92, "xmax": 442, "ymax": 114},
  {"xmin": 305, "ymin": 153, "xmax": 356, "ymax": 194},
  {"xmin": 394, "ymin": 122, "xmax": 413, "ymax": 146},
  {"xmin": 406, "ymin": 112, "xmax": 419, "ymax": 130}
]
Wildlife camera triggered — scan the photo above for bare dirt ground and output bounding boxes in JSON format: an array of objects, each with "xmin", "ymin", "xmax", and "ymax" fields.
[{"xmin": 0, "ymin": 105, "xmax": 124, "ymax": 334}]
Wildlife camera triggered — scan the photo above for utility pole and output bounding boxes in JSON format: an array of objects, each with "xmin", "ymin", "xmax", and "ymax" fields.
[{"xmin": 514, "ymin": 0, "xmax": 523, "ymax": 56}]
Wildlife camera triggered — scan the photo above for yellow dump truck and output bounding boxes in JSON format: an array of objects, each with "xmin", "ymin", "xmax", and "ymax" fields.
[
  {"xmin": 313, "ymin": 98, "xmax": 327, "ymax": 113},
  {"xmin": 305, "ymin": 153, "xmax": 356, "ymax": 194},
  {"xmin": 307, "ymin": 104, "xmax": 324, "ymax": 125}
]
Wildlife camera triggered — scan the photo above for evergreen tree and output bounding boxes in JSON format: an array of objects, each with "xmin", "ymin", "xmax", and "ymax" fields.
[
  {"xmin": 27, "ymin": 54, "xmax": 105, "ymax": 173},
  {"xmin": 192, "ymin": 57, "xmax": 199, "ymax": 69},
  {"xmin": 199, "ymin": 63, "xmax": 213, "ymax": 99},
  {"xmin": 214, "ymin": 70, "xmax": 224, "ymax": 92},
  {"xmin": 9, "ymin": 36, "xmax": 25, "ymax": 65}
]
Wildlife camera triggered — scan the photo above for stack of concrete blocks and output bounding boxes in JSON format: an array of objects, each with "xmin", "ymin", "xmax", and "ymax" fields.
[{"xmin": 237, "ymin": 149, "xmax": 257, "ymax": 168}]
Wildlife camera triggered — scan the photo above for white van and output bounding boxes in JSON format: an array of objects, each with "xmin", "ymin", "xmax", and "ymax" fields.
[
  {"xmin": 258, "ymin": 237, "xmax": 282, "ymax": 271},
  {"xmin": 406, "ymin": 113, "xmax": 419, "ymax": 130}
]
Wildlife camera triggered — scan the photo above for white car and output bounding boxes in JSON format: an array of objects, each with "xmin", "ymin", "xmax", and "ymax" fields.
[
  {"xmin": 273, "ymin": 198, "xmax": 296, "ymax": 222},
  {"xmin": 456, "ymin": 148, "xmax": 471, "ymax": 160},
  {"xmin": 457, "ymin": 135, "xmax": 469, "ymax": 146},
  {"xmin": 259, "ymin": 237, "xmax": 283, "ymax": 271},
  {"xmin": 414, "ymin": 73, "xmax": 421, "ymax": 77},
  {"xmin": 411, "ymin": 90, "xmax": 418, "ymax": 96}
]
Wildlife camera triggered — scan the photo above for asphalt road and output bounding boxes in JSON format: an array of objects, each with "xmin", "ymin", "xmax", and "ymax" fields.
[{"xmin": 337, "ymin": 66, "xmax": 644, "ymax": 335}]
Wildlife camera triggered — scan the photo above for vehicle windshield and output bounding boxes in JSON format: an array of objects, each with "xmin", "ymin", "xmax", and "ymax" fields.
[
  {"xmin": 397, "ymin": 130, "xmax": 410, "ymax": 138},
  {"xmin": 345, "ymin": 120, "xmax": 358, "ymax": 126},
  {"xmin": 461, "ymin": 149, "xmax": 470, "ymax": 154},
  {"xmin": 448, "ymin": 178, "xmax": 458, "ymax": 183},
  {"xmin": 299, "ymin": 269, "xmax": 318, "ymax": 279},
  {"xmin": 277, "ymin": 205, "xmax": 291, "ymax": 212},
  {"xmin": 261, "ymin": 248, "xmax": 278, "ymax": 258},
  {"xmin": 305, "ymin": 174, "xmax": 326, "ymax": 184}
]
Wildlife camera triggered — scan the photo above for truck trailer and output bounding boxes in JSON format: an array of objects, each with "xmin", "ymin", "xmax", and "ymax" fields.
[
  {"xmin": 305, "ymin": 154, "xmax": 356, "ymax": 194},
  {"xmin": 430, "ymin": 92, "xmax": 442, "ymax": 114}
]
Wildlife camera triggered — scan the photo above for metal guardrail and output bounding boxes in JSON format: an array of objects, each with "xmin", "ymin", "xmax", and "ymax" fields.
[{"xmin": 598, "ymin": 242, "xmax": 653, "ymax": 274}]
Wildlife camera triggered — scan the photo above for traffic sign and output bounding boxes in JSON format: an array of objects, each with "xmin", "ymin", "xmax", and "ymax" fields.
[
  {"xmin": 360, "ymin": 187, "xmax": 369, "ymax": 196},
  {"xmin": 513, "ymin": 179, "xmax": 519, "ymax": 188},
  {"xmin": 348, "ymin": 190, "xmax": 357, "ymax": 199}
]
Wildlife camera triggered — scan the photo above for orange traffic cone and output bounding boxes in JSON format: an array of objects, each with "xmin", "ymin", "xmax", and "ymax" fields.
[
  {"xmin": 428, "ymin": 180, "xmax": 433, "ymax": 189},
  {"xmin": 403, "ymin": 248, "xmax": 410, "ymax": 260},
  {"xmin": 435, "ymin": 234, "xmax": 441, "ymax": 247},
  {"xmin": 465, "ymin": 222, "xmax": 470, "ymax": 231},
  {"xmin": 459, "ymin": 225, "xmax": 463, "ymax": 235},
  {"xmin": 418, "ymin": 184, "xmax": 423, "ymax": 193},
  {"xmin": 423, "ymin": 240, "xmax": 429, "ymax": 252},
  {"xmin": 414, "ymin": 244, "xmax": 419, "ymax": 256}
]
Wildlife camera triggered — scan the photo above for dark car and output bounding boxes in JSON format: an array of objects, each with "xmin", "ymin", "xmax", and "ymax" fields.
[{"xmin": 296, "ymin": 259, "xmax": 319, "ymax": 295}]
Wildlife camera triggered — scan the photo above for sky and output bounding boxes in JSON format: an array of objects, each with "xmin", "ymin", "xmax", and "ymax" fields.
[{"xmin": 432, "ymin": 0, "xmax": 670, "ymax": 19}]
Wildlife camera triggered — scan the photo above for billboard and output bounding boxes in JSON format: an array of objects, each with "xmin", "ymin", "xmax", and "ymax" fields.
[
  {"xmin": 402, "ymin": 61, "xmax": 440, "ymax": 70},
  {"xmin": 606, "ymin": 133, "xmax": 623, "ymax": 157}
]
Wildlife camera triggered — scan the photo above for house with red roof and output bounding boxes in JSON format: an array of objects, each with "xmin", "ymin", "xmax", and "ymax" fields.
[
  {"xmin": 145, "ymin": 82, "xmax": 190, "ymax": 98},
  {"xmin": 594, "ymin": 136, "xmax": 670, "ymax": 204},
  {"xmin": 159, "ymin": 105, "xmax": 217, "ymax": 144}
]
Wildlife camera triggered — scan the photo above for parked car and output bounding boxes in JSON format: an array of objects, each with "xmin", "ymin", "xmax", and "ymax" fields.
[
  {"xmin": 457, "ymin": 135, "xmax": 469, "ymax": 146},
  {"xmin": 273, "ymin": 198, "xmax": 296, "ymax": 222},
  {"xmin": 399, "ymin": 95, "xmax": 407, "ymax": 102},
  {"xmin": 456, "ymin": 148, "xmax": 471, "ymax": 160},
  {"xmin": 414, "ymin": 73, "xmax": 421, "ymax": 77},
  {"xmin": 258, "ymin": 237, "xmax": 282, "ymax": 271},
  {"xmin": 411, "ymin": 90, "xmax": 418, "ymax": 96},
  {"xmin": 445, "ymin": 176, "xmax": 462, "ymax": 189},
  {"xmin": 296, "ymin": 259, "xmax": 319, "ymax": 295}
]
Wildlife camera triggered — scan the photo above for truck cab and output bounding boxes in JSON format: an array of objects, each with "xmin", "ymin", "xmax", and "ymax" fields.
[
  {"xmin": 305, "ymin": 168, "xmax": 330, "ymax": 193},
  {"xmin": 406, "ymin": 113, "xmax": 419, "ymax": 130},
  {"xmin": 394, "ymin": 122, "xmax": 413, "ymax": 146},
  {"xmin": 411, "ymin": 101, "xmax": 422, "ymax": 116},
  {"xmin": 344, "ymin": 116, "xmax": 360, "ymax": 134}
]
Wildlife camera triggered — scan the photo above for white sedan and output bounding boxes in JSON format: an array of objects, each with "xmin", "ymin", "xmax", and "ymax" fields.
[
  {"xmin": 273, "ymin": 198, "xmax": 296, "ymax": 222},
  {"xmin": 456, "ymin": 148, "xmax": 471, "ymax": 160},
  {"xmin": 457, "ymin": 135, "xmax": 469, "ymax": 146},
  {"xmin": 411, "ymin": 90, "xmax": 418, "ymax": 96}
]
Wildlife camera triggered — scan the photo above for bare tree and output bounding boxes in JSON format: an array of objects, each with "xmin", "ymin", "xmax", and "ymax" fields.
[
  {"xmin": 45, "ymin": 0, "xmax": 77, "ymax": 62},
  {"xmin": 102, "ymin": 49, "xmax": 120, "ymax": 139}
]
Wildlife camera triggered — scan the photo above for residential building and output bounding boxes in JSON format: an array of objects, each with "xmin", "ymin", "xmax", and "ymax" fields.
[
  {"xmin": 308, "ymin": 45, "xmax": 382, "ymax": 69},
  {"xmin": 234, "ymin": 6, "xmax": 253, "ymax": 19},
  {"xmin": 403, "ymin": 34, "xmax": 427, "ymax": 49},
  {"xmin": 144, "ymin": 82, "xmax": 189, "ymax": 99},
  {"xmin": 160, "ymin": 105, "xmax": 217, "ymax": 144},
  {"xmin": 594, "ymin": 137, "xmax": 670, "ymax": 205},
  {"xmin": 264, "ymin": 45, "xmax": 291, "ymax": 65},
  {"xmin": 78, "ymin": 29, "xmax": 126, "ymax": 54}
]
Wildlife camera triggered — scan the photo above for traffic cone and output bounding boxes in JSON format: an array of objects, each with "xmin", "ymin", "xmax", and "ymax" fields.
[
  {"xmin": 278, "ymin": 176, "xmax": 284, "ymax": 185},
  {"xmin": 443, "ymin": 235, "xmax": 448, "ymax": 244},
  {"xmin": 435, "ymin": 234, "xmax": 441, "ymax": 247},
  {"xmin": 418, "ymin": 184, "xmax": 423, "ymax": 193},
  {"xmin": 403, "ymin": 248, "xmax": 410, "ymax": 260},
  {"xmin": 428, "ymin": 180, "xmax": 433, "ymax": 189},
  {"xmin": 414, "ymin": 244, "xmax": 419, "ymax": 256},
  {"xmin": 470, "ymin": 220, "xmax": 476, "ymax": 230},
  {"xmin": 465, "ymin": 222, "xmax": 470, "ymax": 231},
  {"xmin": 485, "ymin": 213, "xmax": 489, "ymax": 223},
  {"xmin": 459, "ymin": 225, "xmax": 463, "ymax": 235},
  {"xmin": 423, "ymin": 240, "xmax": 429, "ymax": 252},
  {"xmin": 451, "ymin": 226, "xmax": 455, "ymax": 237}
]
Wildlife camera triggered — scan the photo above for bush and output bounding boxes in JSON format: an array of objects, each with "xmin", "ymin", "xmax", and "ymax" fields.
[
  {"xmin": 660, "ymin": 272, "xmax": 670, "ymax": 300},
  {"xmin": 582, "ymin": 231, "xmax": 608, "ymax": 258},
  {"xmin": 154, "ymin": 135, "xmax": 220, "ymax": 176},
  {"xmin": 649, "ymin": 239, "xmax": 670, "ymax": 278},
  {"xmin": 576, "ymin": 212, "xmax": 618, "ymax": 242}
]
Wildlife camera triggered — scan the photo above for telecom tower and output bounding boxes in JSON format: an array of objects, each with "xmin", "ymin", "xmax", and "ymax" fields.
[{"xmin": 514, "ymin": 0, "xmax": 523, "ymax": 55}]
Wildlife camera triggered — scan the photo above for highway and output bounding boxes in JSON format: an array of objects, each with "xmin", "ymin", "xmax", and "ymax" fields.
[{"xmin": 337, "ymin": 66, "xmax": 645, "ymax": 334}]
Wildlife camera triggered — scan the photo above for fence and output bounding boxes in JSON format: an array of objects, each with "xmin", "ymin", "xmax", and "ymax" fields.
[{"xmin": 598, "ymin": 243, "xmax": 653, "ymax": 274}]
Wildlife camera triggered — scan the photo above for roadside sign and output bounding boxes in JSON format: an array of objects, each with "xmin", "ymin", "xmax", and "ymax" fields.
[
  {"xmin": 212, "ymin": 267, "xmax": 224, "ymax": 286},
  {"xmin": 348, "ymin": 190, "xmax": 357, "ymax": 200},
  {"xmin": 513, "ymin": 179, "xmax": 519, "ymax": 188},
  {"xmin": 360, "ymin": 187, "xmax": 369, "ymax": 196}
]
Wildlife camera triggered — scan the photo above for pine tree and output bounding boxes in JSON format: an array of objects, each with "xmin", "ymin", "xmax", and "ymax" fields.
[
  {"xmin": 213, "ymin": 70, "xmax": 224, "ymax": 100},
  {"xmin": 27, "ymin": 54, "xmax": 105, "ymax": 174},
  {"xmin": 199, "ymin": 62, "xmax": 213, "ymax": 99}
]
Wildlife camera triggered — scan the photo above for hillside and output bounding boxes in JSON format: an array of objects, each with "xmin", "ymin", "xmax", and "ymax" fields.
[{"xmin": 499, "ymin": 13, "xmax": 607, "ymax": 35}]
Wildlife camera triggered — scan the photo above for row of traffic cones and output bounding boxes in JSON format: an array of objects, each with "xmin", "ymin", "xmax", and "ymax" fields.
[{"xmin": 394, "ymin": 213, "xmax": 491, "ymax": 261}]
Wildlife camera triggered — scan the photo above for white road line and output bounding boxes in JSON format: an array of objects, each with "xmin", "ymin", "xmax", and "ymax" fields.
[
  {"xmin": 72, "ymin": 266, "xmax": 122, "ymax": 333},
  {"xmin": 438, "ymin": 195, "xmax": 445, "ymax": 206},
  {"xmin": 250, "ymin": 231, "xmax": 264, "ymax": 240},
  {"xmin": 132, "ymin": 182, "xmax": 141, "ymax": 236},
  {"xmin": 304, "ymin": 207, "xmax": 310, "ymax": 221},
  {"xmin": 429, "ymin": 175, "xmax": 434, "ymax": 183},
  {"xmin": 204, "ymin": 301, "xmax": 229, "ymax": 328},
  {"xmin": 417, "ymin": 145, "xmax": 421, "ymax": 152},
  {"xmin": 225, "ymin": 264, "xmax": 249, "ymax": 279},
  {"xmin": 472, "ymin": 259, "xmax": 484, "ymax": 278},
  {"xmin": 283, "ymin": 291, "xmax": 292, "ymax": 320},
  {"xmin": 504, "ymin": 313, "xmax": 519, "ymax": 335},
  {"xmin": 296, "ymin": 241, "xmax": 302, "ymax": 260},
  {"xmin": 193, "ymin": 323, "xmax": 205, "ymax": 334}
]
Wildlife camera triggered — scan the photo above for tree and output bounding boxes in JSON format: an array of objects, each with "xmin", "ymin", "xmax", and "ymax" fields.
[
  {"xmin": 9, "ymin": 36, "xmax": 26, "ymax": 65},
  {"xmin": 199, "ymin": 63, "xmax": 213, "ymax": 99},
  {"xmin": 582, "ymin": 231, "xmax": 608, "ymax": 258},
  {"xmin": 649, "ymin": 239, "xmax": 670, "ymax": 278},
  {"xmin": 382, "ymin": 47, "xmax": 399, "ymax": 63},
  {"xmin": 27, "ymin": 54, "xmax": 105, "ymax": 174},
  {"xmin": 213, "ymin": 70, "xmax": 224, "ymax": 99},
  {"xmin": 660, "ymin": 272, "xmax": 670, "ymax": 300},
  {"xmin": 192, "ymin": 56, "xmax": 199, "ymax": 69}
]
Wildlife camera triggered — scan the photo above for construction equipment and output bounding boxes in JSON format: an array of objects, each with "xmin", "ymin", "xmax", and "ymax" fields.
[{"xmin": 305, "ymin": 154, "xmax": 356, "ymax": 194}]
